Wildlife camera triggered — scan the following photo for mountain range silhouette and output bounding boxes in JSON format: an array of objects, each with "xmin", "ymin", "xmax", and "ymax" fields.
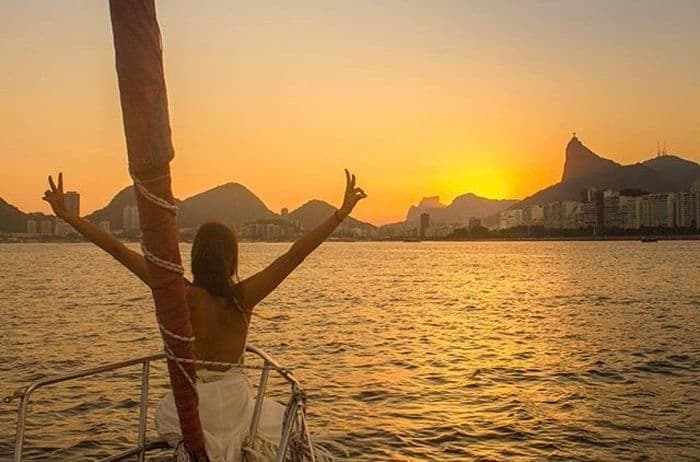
[
  {"xmin": 514, "ymin": 135, "xmax": 700, "ymax": 210},
  {"xmin": 1, "ymin": 135, "xmax": 699, "ymax": 233}
]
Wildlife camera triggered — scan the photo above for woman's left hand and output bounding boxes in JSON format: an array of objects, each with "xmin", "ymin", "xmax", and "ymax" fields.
[
  {"xmin": 42, "ymin": 172, "xmax": 71, "ymax": 218},
  {"xmin": 338, "ymin": 169, "xmax": 367, "ymax": 220}
]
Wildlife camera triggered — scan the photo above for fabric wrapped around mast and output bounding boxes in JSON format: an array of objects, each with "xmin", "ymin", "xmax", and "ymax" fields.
[{"xmin": 108, "ymin": 1, "xmax": 208, "ymax": 460}]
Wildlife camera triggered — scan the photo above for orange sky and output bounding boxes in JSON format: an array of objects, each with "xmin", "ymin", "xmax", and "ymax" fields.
[{"xmin": 1, "ymin": 1, "xmax": 699, "ymax": 224}]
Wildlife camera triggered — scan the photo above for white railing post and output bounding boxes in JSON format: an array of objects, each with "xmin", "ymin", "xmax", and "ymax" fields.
[
  {"xmin": 137, "ymin": 359, "xmax": 150, "ymax": 462},
  {"xmin": 12, "ymin": 391, "xmax": 30, "ymax": 462}
]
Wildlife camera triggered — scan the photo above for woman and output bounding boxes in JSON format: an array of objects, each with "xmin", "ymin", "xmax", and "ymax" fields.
[{"xmin": 42, "ymin": 170, "xmax": 366, "ymax": 461}]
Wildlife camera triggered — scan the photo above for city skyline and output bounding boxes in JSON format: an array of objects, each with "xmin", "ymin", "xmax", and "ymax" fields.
[
  {"xmin": 5, "ymin": 132, "xmax": 700, "ymax": 230},
  {"xmin": 18, "ymin": 179, "xmax": 700, "ymax": 242},
  {"xmin": 2, "ymin": 1, "xmax": 700, "ymax": 224}
]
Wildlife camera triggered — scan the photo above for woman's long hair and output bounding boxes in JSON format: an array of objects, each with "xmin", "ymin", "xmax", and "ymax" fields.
[{"xmin": 191, "ymin": 222, "xmax": 245, "ymax": 313}]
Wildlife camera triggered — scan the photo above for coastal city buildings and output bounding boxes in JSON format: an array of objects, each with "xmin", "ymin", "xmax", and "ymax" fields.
[
  {"xmin": 498, "ymin": 182, "xmax": 700, "ymax": 232},
  {"xmin": 419, "ymin": 213, "xmax": 430, "ymax": 240},
  {"xmin": 424, "ymin": 223, "xmax": 457, "ymax": 239},
  {"xmin": 499, "ymin": 209, "xmax": 524, "ymax": 229},
  {"xmin": 239, "ymin": 212, "xmax": 303, "ymax": 241},
  {"xmin": 40, "ymin": 219, "xmax": 53, "ymax": 235},
  {"xmin": 122, "ymin": 205, "xmax": 140, "ymax": 232},
  {"xmin": 54, "ymin": 219, "xmax": 72, "ymax": 237},
  {"xmin": 619, "ymin": 194, "xmax": 642, "ymax": 229},
  {"xmin": 643, "ymin": 192, "xmax": 674, "ymax": 228},
  {"xmin": 26, "ymin": 220, "xmax": 37, "ymax": 234},
  {"xmin": 64, "ymin": 191, "xmax": 80, "ymax": 217},
  {"xmin": 693, "ymin": 180, "xmax": 700, "ymax": 229},
  {"xmin": 48, "ymin": 191, "xmax": 83, "ymax": 237},
  {"xmin": 468, "ymin": 217, "xmax": 482, "ymax": 230},
  {"xmin": 524, "ymin": 205, "xmax": 544, "ymax": 226},
  {"xmin": 48, "ymin": 191, "xmax": 82, "ymax": 237},
  {"xmin": 12, "ymin": 180, "xmax": 700, "ymax": 242},
  {"xmin": 675, "ymin": 192, "xmax": 694, "ymax": 228},
  {"xmin": 562, "ymin": 201, "xmax": 583, "ymax": 229},
  {"xmin": 603, "ymin": 190, "xmax": 620, "ymax": 229}
]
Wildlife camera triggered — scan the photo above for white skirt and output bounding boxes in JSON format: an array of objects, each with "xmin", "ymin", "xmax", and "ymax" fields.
[{"xmin": 155, "ymin": 367, "xmax": 286, "ymax": 462}]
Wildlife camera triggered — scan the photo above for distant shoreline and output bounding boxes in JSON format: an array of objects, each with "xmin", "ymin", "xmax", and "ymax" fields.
[
  {"xmin": 443, "ymin": 234, "xmax": 700, "ymax": 242},
  {"xmin": 2, "ymin": 235, "xmax": 699, "ymax": 244}
]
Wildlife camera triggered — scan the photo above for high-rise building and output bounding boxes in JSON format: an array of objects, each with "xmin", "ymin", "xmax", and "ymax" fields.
[
  {"xmin": 603, "ymin": 190, "xmax": 620, "ymax": 229},
  {"xmin": 64, "ymin": 191, "xmax": 80, "ymax": 217},
  {"xmin": 648, "ymin": 193, "xmax": 675, "ymax": 228},
  {"xmin": 265, "ymin": 223, "xmax": 281, "ymax": 241},
  {"xmin": 543, "ymin": 202, "xmax": 563, "ymax": 229},
  {"xmin": 675, "ymin": 192, "xmax": 694, "ymax": 228},
  {"xmin": 581, "ymin": 187, "xmax": 598, "ymax": 203},
  {"xmin": 691, "ymin": 180, "xmax": 700, "ymax": 230},
  {"xmin": 581, "ymin": 188, "xmax": 604, "ymax": 232},
  {"xmin": 526, "ymin": 205, "xmax": 544, "ymax": 226},
  {"xmin": 542, "ymin": 201, "xmax": 583, "ymax": 230},
  {"xmin": 40, "ymin": 219, "xmax": 54, "ymax": 235},
  {"xmin": 468, "ymin": 217, "xmax": 482, "ymax": 230},
  {"xmin": 419, "ymin": 213, "xmax": 430, "ymax": 239},
  {"xmin": 55, "ymin": 219, "xmax": 72, "ymax": 237},
  {"xmin": 562, "ymin": 201, "xmax": 583, "ymax": 229},
  {"xmin": 619, "ymin": 195, "xmax": 641, "ymax": 229},
  {"xmin": 26, "ymin": 220, "xmax": 37, "ymax": 234},
  {"xmin": 640, "ymin": 195, "xmax": 653, "ymax": 228},
  {"xmin": 500, "ymin": 209, "xmax": 524, "ymax": 229},
  {"xmin": 582, "ymin": 202, "xmax": 598, "ymax": 230},
  {"xmin": 123, "ymin": 205, "xmax": 140, "ymax": 232}
]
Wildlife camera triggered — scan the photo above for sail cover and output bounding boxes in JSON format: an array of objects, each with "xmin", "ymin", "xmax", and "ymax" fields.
[{"xmin": 109, "ymin": 1, "xmax": 207, "ymax": 460}]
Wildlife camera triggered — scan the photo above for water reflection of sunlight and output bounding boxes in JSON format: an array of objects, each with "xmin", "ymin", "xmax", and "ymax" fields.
[{"xmin": 2, "ymin": 242, "xmax": 699, "ymax": 460}]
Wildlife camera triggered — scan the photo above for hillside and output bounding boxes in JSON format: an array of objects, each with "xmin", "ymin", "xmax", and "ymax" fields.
[
  {"xmin": 406, "ymin": 193, "xmax": 517, "ymax": 224},
  {"xmin": 517, "ymin": 163, "xmax": 675, "ymax": 208},
  {"xmin": 289, "ymin": 199, "xmax": 375, "ymax": 231},
  {"xmin": 84, "ymin": 186, "xmax": 142, "ymax": 229},
  {"xmin": 178, "ymin": 183, "xmax": 274, "ymax": 228},
  {"xmin": 0, "ymin": 197, "xmax": 28, "ymax": 232},
  {"xmin": 514, "ymin": 136, "xmax": 700, "ymax": 209},
  {"xmin": 642, "ymin": 155, "xmax": 700, "ymax": 191},
  {"xmin": 561, "ymin": 135, "xmax": 619, "ymax": 182}
]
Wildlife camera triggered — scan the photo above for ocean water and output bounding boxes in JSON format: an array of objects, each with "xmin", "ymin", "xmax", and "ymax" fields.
[{"xmin": 1, "ymin": 241, "xmax": 699, "ymax": 461}]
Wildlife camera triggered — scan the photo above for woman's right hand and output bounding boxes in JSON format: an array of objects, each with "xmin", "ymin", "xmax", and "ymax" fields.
[
  {"xmin": 338, "ymin": 169, "xmax": 367, "ymax": 220},
  {"xmin": 42, "ymin": 172, "xmax": 71, "ymax": 218}
]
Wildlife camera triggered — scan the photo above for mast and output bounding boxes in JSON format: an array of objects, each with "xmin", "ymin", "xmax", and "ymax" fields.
[{"xmin": 108, "ymin": 1, "xmax": 207, "ymax": 460}]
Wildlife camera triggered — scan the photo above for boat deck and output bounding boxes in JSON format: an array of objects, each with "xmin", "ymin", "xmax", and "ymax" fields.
[{"xmin": 7, "ymin": 345, "xmax": 314, "ymax": 462}]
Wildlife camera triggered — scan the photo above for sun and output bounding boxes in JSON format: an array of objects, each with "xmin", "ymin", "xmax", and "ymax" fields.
[{"xmin": 432, "ymin": 167, "xmax": 514, "ymax": 202}]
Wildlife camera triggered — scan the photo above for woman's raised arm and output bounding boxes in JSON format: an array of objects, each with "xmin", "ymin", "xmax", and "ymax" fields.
[
  {"xmin": 42, "ymin": 172, "xmax": 151, "ymax": 286},
  {"xmin": 239, "ymin": 169, "xmax": 366, "ymax": 309}
]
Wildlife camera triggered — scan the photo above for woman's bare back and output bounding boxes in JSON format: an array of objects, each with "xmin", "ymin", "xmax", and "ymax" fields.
[{"xmin": 186, "ymin": 285, "xmax": 250, "ymax": 371}]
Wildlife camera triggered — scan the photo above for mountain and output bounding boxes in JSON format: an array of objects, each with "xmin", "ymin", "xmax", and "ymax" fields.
[
  {"xmin": 514, "ymin": 136, "xmax": 700, "ymax": 209},
  {"xmin": 642, "ymin": 155, "xmax": 700, "ymax": 191},
  {"xmin": 178, "ymin": 183, "xmax": 274, "ymax": 228},
  {"xmin": 0, "ymin": 197, "xmax": 28, "ymax": 232},
  {"xmin": 517, "ymin": 163, "xmax": 675, "ymax": 208},
  {"xmin": 561, "ymin": 135, "xmax": 620, "ymax": 182},
  {"xmin": 406, "ymin": 193, "xmax": 517, "ymax": 224},
  {"xmin": 85, "ymin": 186, "xmax": 142, "ymax": 229},
  {"xmin": 86, "ymin": 182, "xmax": 273, "ymax": 229},
  {"xmin": 289, "ymin": 199, "xmax": 375, "ymax": 231}
]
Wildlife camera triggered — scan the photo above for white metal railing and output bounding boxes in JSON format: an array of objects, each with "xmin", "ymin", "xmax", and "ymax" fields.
[{"xmin": 6, "ymin": 345, "xmax": 311, "ymax": 462}]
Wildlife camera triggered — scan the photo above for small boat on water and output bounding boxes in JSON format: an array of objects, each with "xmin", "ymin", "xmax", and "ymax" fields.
[
  {"xmin": 640, "ymin": 237, "xmax": 659, "ymax": 243},
  {"xmin": 5, "ymin": 345, "xmax": 320, "ymax": 461},
  {"xmin": 402, "ymin": 237, "xmax": 421, "ymax": 243}
]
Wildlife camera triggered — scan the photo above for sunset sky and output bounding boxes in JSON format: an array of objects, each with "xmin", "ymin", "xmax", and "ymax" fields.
[{"xmin": 1, "ymin": 1, "xmax": 699, "ymax": 224}]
